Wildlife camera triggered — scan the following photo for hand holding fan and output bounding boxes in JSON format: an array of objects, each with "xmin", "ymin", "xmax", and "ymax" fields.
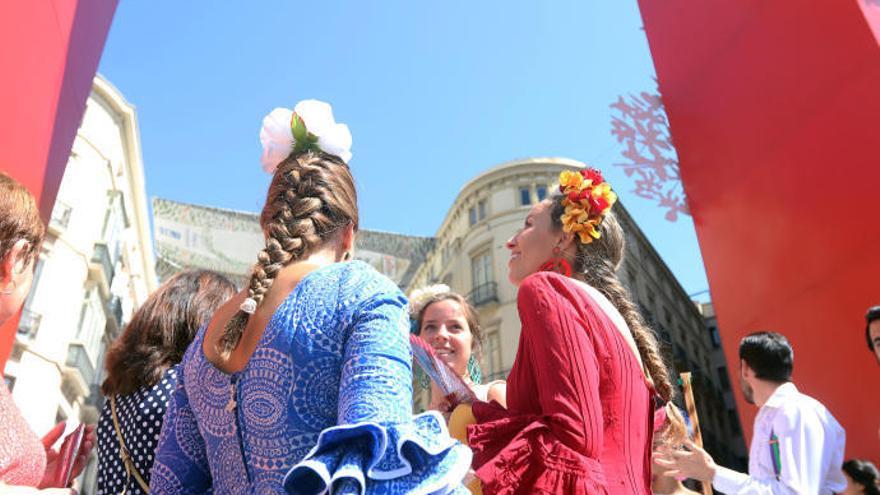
[{"xmin": 409, "ymin": 334, "xmax": 477, "ymax": 407}]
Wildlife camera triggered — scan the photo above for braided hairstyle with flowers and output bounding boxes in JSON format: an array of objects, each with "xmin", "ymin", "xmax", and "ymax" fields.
[
  {"xmin": 551, "ymin": 168, "xmax": 675, "ymax": 402},
  {"xmin": 219, "ymin": 101, "xmax": 358, "ymax": 357}
]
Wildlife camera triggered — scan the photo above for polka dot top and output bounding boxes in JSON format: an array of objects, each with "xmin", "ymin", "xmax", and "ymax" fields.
[{"xmin": 96, "ymin": 366, "xmax": 178, "ymax": 495}]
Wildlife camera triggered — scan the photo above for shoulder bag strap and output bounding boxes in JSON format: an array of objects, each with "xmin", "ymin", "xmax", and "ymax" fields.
[{"xmin": 109, "ymin": 395, "xmax": 151, "ymax": 493}]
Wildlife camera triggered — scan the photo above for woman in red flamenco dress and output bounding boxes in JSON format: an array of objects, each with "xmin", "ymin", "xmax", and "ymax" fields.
[{"xmin": 467, "ymin": 169, "xmax": 676, "ymax": 494}]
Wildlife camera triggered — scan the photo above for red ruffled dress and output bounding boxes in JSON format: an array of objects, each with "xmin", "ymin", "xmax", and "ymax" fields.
[{"xmin": 467, "ymin": 273, "xmax": 654, "ymax": 495}]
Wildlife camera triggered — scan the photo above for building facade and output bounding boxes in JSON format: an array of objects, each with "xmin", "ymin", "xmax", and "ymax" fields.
[
  {"xmin": 406, "ymin": 157, "xmax": 747, "ymax": 468},
  {"xmin": 3, "ymin": 75, "xmax": 157, "ymax": 491}
]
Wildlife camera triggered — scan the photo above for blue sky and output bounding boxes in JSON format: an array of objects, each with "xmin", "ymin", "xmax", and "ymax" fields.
[{"xmin": 97, "ymin": 0, "xmax": 710, "ymax": 299}]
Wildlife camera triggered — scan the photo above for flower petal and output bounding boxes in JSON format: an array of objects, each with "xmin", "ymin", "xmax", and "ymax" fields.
[{"xmin": 260, "ymin": 107, "xmax": 295, "ymax": 173}]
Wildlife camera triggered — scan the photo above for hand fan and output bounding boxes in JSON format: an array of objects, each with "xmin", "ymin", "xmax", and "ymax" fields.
[{"xmin": 409, "ymin": 334, "xmax": 476, "ymax": 406}]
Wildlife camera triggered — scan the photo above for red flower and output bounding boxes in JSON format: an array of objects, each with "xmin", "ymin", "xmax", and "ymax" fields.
[
  {"xmin": 580, "ymin": 168, "xmax": 605, "ymax": 185},
  {"xmin": 578, "ymin": 189, "xmax": 590, "ymax": 202},
  {"xmin": 567, "ymin": 191, "xmax": 580, "ymax": 203},
  {"xmin": 589, "ymin": 195, "xmax": 609, "ymax": 213}
]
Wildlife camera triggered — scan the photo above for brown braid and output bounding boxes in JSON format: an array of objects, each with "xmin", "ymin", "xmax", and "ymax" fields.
[
  {"xmin": 218, "ymin": 150, "xmax": 358, "ymax": 357},
  {"xmin": 550, "ymin": 200, "xmax": 675, "ymax": 402}
]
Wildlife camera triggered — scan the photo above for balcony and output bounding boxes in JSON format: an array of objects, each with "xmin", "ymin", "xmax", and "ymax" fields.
[
  {"xmin": 48, "ymin": 201, "xmax": 73, "ymax": 231},
  {"xmin": 65, "ymin": 343, "xmax": 95, "ymax": 387},
  {"xmin": 467, "ymin": 281, "xmax": 499, "ymax": 307},
  {"xmin": 16, "ymin": 308, "xmax": 41, "ymax": 340},
  {"xmin": 88, "ymin": 242, "xmax": 115, "ymax": 292}
]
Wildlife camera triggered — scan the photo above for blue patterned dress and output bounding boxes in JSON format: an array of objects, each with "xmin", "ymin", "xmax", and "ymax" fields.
[{"xmin": 150, "ymin": 261, "xmax": 470, "ymax": 494}]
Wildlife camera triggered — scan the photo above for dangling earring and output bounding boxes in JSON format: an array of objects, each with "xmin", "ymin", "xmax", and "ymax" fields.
[
  {"xmin": 342, "ymin": 252, "xmax": 352, "ymax": 261},
  {"xmin": 467, "ymin": 355, "xmax": 483, "ymax": 385},
  {"xmin": 539, "ymin": 246, "xmax": 572, "ymax": 277}
]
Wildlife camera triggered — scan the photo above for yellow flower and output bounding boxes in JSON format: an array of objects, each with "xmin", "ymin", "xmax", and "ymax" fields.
[{"xmin": 559, "ymin": 171, "xmax": 584, "ymax": 191}]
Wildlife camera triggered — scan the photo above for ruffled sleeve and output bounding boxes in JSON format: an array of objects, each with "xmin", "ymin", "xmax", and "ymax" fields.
[
  {"xmin": 283, "ymin": 267, "xmax": 471, "ymax": 494},
  {"xmin": 466, "ymin": 273, "xmax": 609, "ymax": 495}
]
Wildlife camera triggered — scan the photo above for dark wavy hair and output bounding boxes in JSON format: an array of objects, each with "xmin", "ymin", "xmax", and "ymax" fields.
[
  {"xmin": 843, "ymin": 459, "xmax": 880, "ymax": 495},
  {"xmin": 101, "ymin": 270, "xmax": 235, "ymax": 396},
  {"xmin": 739, "ymin": 331, "xmax": 793, "ymax": 383}
]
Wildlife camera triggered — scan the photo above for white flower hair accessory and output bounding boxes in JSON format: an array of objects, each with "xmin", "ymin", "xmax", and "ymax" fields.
[
  {"xmin": 259, "ymin": 99, "xmax": 353, "ymax": 174},
  {"xmin": 408, "ymin": 284, "xmax": 452, "ymax": 318}
]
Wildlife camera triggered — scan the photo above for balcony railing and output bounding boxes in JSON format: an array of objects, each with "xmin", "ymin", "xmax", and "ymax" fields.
[
  {"xmin": 65, "ymin": 343, "xmax": 95, "ymax": 386},
  {"xmin": 467, "ymin": 281, "xmax": 498, "ymax": 306},
  {"xmin": 49, "ymin": 201, "xmax": 73, "ymax": 230},
  {"xmin": 90, "ymin": 242, "xmax": 115, "ymax": 287},
  {"xmin": 17, "ymin": 309, "xmax": 41, "ymax": 339}
]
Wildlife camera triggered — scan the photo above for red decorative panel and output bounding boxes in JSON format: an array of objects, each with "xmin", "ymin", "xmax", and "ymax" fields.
[
  {"xmin": 639, "ymin": 0, "xmax": 880, "ymax": 461},
  {"xmin": 0, "ymin": 0, "xmax": 118, "ymax": 368}
]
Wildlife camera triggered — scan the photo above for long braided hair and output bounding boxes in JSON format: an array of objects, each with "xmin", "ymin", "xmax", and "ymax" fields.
[
  {"xmin": 550, "ymin": 199, "xmax": 675, "ymax": 402},
  {"xmin": 218, "ymin": 150, "xmax": 358, "ymax": 357}
]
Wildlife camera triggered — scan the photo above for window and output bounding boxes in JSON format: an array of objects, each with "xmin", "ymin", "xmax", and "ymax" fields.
[
  {"xmin": 468, "ymin": 207, "xmax": 477, "ymax": 226},
  {"xmin": 76, "ymin": 286, "xmax": 107, "ymax": 364},
  {"xmin": 471, "ymin": 251, "xmax": 493, "ymax": 288},
  {"xmin": 469, "ymin": 250, "xmax": 497, "ymax": 305},
  {"xmin": 717, "ymin": 366, "xmax": 731, "ymax": 391},
  {"xmin": 484, "ymin": 330, "xmax": 503, "ymax": 380},
  {"xmin": 728, "ymin": 409, "xmax": 741, "ymax": 435},
  {"xmin": 536, "ymin": 185, "xmax": 548, "ymax": 201},
  {"xmin": 100, "ymin": 191, "xmax": 127, "ymax": 265},
  {"xmin": 478, "ymin": 200, "xmax": 487, "ymax": 221},
  {"xmin": 709, "ymin": 325, "xmax": 721, "ymax": 348},
  {"xmin": 519, "ymin": 187, "xmax": 531, "ymax": 206}
]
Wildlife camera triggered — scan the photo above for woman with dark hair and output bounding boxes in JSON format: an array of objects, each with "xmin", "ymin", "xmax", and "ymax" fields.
[
  {"xmin": 96, "ymin": 269, "xmax": 235, "ymax": 494},
  {"xmin": 151, "ymin": 101, "xmax": 469, "ymax": 494},
  {"xmin": 0, "ymin": 172, "xmax": 94, "ymax": 494},
  {"xmin": 466, "ymin": 168, "xmax": 674, "ymax": 494},
  {"xmin": 843, "ymin": 459, "xmax": 880, "ymax": 495}
]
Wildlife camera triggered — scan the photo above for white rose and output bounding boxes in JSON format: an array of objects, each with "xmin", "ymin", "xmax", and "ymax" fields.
[
  {"xmin": 259, "ymin": 107, "xmax": 295, "ymax": 174},
  {"xmin": 294, "ymin": 100, "xmax": 353, "ymax": 163},
  {"xmin": 258, "ymin": 100, "xmax": 353, "ymax": 174}
]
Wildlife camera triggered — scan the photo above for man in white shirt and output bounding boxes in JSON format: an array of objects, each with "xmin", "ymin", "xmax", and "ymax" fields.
[{"xmin": 655, "ymin": 331, "xmax": 846, "ymax": 494}]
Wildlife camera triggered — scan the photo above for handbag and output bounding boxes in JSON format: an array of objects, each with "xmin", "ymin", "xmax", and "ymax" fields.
[{"xmin": 109, "ymin": 395, "xmax": 150, "ymax": 494}]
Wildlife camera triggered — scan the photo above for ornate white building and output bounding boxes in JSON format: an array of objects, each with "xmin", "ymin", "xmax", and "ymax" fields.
[{"xmin": 3, "ymin": 75, "xmax": 157, "ymax": 490}]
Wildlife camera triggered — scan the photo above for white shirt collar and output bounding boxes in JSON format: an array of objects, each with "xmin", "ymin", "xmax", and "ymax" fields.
[{"xmin": 763, "ymin": 381, "xmax": 798, "ymax": 409}]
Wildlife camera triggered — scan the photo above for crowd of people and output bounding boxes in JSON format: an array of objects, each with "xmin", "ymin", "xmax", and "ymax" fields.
[{"xmin": 1, "ymin": 100, "xmax": 878, "ymax": 494}]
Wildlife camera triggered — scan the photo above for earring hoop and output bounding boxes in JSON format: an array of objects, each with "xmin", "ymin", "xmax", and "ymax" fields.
[{"xmin": 539, "ymin": 246, "xmax": 572, "ymax": 277}]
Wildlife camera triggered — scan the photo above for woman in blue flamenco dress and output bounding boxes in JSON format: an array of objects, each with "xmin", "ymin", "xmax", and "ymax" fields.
[{"xmin": 151, "ymin": 100, "xmax": 471, "ymax": 494}]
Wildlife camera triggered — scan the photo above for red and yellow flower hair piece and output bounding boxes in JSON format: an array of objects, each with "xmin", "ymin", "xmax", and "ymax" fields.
[{"xmin": 558, "ymin": 168, "xmax": 617, "ymax": 244}]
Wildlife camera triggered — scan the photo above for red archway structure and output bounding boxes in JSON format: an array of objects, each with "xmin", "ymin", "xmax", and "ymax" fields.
[
  {"xmin": 0, "ymin": 1, "xmax": 118, "ymax": 369},
  {"xmin": 639, "ymin": 0, "xmax": 880, "ymax": 461}
]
